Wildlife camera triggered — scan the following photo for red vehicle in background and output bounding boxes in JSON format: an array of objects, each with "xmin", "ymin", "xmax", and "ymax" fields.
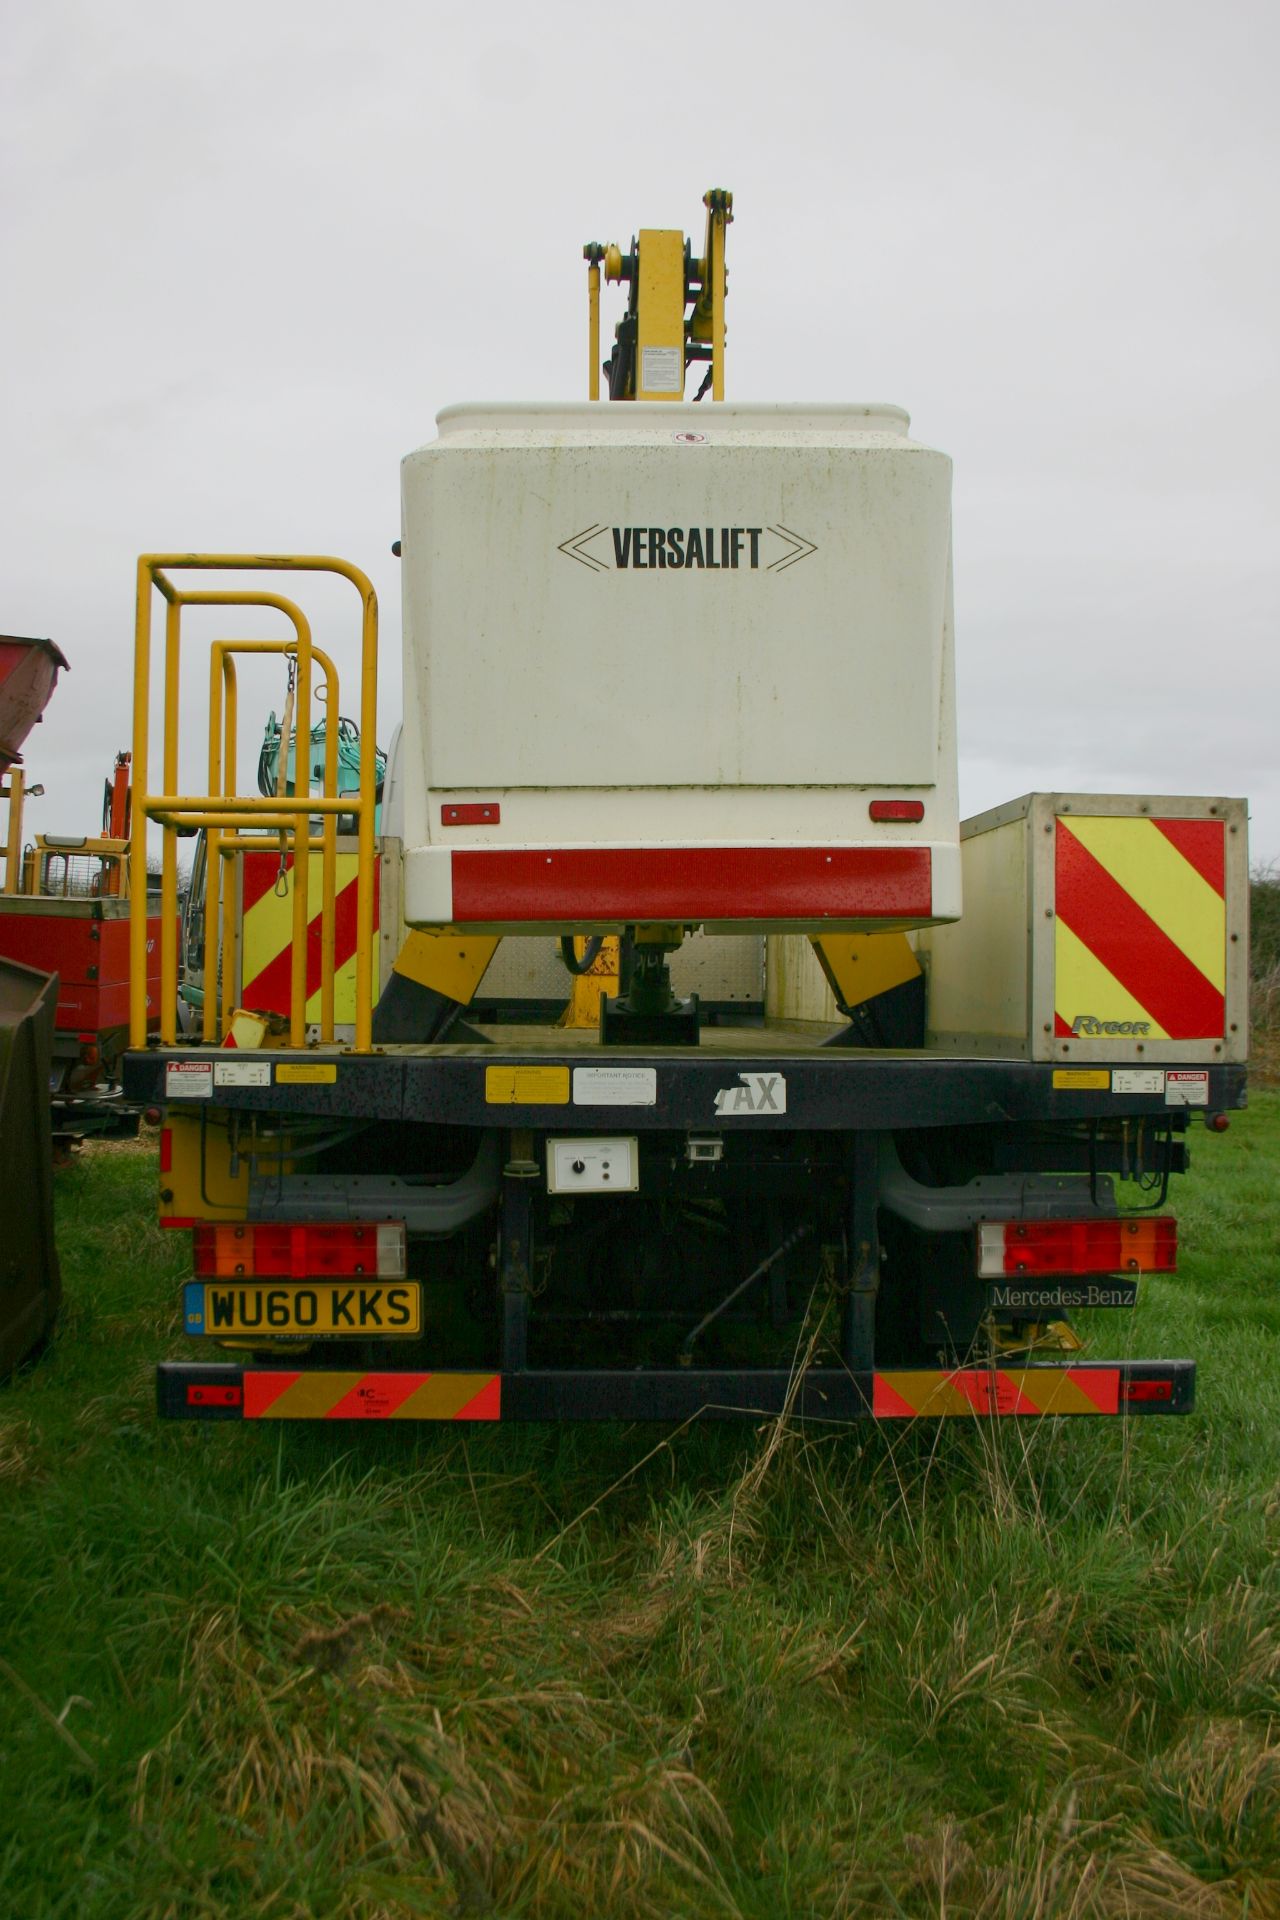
[{"xmin": 1, "ymin": 639, "xmax": 166, "ymax": 1135}]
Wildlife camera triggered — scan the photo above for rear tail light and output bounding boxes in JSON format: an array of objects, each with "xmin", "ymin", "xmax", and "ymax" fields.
[
  {"xmin": 1120, "ymin": 1377, "xmax": 1174, "ymax": 1403},
  {"xmin": 187, "ymin": 1383, "xmax": 243, "ymax": 1408},
  {"xmin": 977, "ymin": 1216, "xmax": 1176, "ymax": 1279},
  {"xmin": 869, "ymin": 800, "xmax": 925, "ymax": 823},
  {"xmin": 192, "ymin": 1221, "xmax": 407, "ymax": 1280}
]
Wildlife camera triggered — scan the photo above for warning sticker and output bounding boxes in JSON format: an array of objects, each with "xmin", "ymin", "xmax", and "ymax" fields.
[
  {"xmin": 1112, "ymin": 1070, "xmax": 1166, "ymax": 1096},
  {"xmin": 214, "ymin": 1061, "xmax": 271, "ymax": 1089},
  {"xmin": 573, "ymin": 1067, "xmax": 657, "ymax": 1107},
  {"xmin": 276, "ymin": 1063, "xmax": 338, "ymax": 1085},
  {"xmin": 166, "ymin": 1061, "xmax": 213, "ymax": 1100},
  {"xmin": 713, "ymin": 1072, "xmax": 787, "ymax": 1116},
  {"xmin": 485, "ymin": 1065, "xmax": 571, "ymax": 1106},
  {"xmin": 1166, "ymin": 1070, "xmax": 1210, "ymax": 1107},
  {"xmin": 1052, "ymin": 1069, "xmax": 1110, "ymax": 1091},
  {"xmin": 640, "ymin": 345, "xmax": 682, "ymax": 394}
]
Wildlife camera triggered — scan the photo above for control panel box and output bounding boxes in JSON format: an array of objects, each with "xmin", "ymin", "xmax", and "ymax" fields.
[{"xmin": 546, "ymin": 1137, "xmax": 640, "ymax": 1194}]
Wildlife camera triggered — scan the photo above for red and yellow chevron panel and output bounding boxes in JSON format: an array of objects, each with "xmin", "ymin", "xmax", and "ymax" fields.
[
  {"xmin": 1054, "ymin": 816, "xmax": 1225, "ymax": 1041},
  {"xmin": 872, "ymin": 1366, "xmax": 1120, "ymax": 1417},
  {"xmin": 243, "ymin": 1370, "xmax": 501, "ymax": 1420},
  {"xmin": 240, "ymin": 852, "xmax": 381, "ymax": 1024}
]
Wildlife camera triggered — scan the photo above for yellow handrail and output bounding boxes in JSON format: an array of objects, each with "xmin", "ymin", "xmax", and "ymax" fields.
[
  {"xmin": 203, "ymin": 633, "xmax": 341, "ymax": 1046},
  {"xmin": 130, "ymin": 554, "xmax": 378, "ymax": 1053},
  {"xmin": 2, "ymin": 768, "xmax": 23, "ymax": 895}
]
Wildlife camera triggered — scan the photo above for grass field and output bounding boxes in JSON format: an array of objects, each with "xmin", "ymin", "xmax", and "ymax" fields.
[{"xmin": 2, "ymin": 1098, "xmax": 1278, "ymax": 1919}]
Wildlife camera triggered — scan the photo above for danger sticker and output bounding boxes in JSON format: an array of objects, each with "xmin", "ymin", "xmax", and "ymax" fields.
[
  {"xmin": 713, "ymin": 1072, "xmax": 787, "ymax": 1117},
  {"xmin": 166, "ymin": 1061, "xmax": 213, "ymax": 1099},
  {"xmin": 1166, "ymin": 1070, "xmax": 1210, "ymax": 1107}
]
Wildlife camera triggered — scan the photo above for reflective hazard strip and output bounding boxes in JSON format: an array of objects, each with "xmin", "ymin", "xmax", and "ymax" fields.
[
  {"xmin": 239, "ymin": 852, "xmax": 380, "ymax": 1021},
  {"xmin": 1055, "ymin": 817, "xmax": 1225, "ymax": 1040},
  {"xmin": 872, "ymin": 1367, "xmax": 1120, "ymax": 1418},
  {"xmin": 243, "ymin": 1371, "xmax": 501, "ymax": 1420}
]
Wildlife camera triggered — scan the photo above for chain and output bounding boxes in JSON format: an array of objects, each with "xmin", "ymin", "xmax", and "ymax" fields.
[{"xmin": 274, "ymin": 651, "xmax": 298, "ymax": 898}]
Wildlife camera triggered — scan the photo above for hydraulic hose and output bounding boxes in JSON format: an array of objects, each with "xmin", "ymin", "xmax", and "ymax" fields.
[{"xmin": 560, "ymin": 935, "xmax": 604, "ymax": 976}]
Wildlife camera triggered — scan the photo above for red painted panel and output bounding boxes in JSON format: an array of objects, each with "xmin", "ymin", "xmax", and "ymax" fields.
[
  {"xmin": 0, "ymin": 908, "xmax": 166, "ymax": 1031},
  {"xmin": 449, "ymin": 846, "xmax": 933, "ymax": 923}
]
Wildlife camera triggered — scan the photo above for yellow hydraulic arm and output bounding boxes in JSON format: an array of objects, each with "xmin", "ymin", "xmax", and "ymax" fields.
[{"xmin": 585, "ymin": 188, "xmax": 733, "ymax": 403}]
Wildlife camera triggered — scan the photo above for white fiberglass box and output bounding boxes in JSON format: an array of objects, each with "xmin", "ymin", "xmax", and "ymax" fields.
[{"xmin": 399, "ymin": 402, "xmax": 960, "ymax": 933}]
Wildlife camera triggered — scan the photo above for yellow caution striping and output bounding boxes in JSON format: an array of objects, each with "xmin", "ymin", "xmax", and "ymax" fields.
[
  {"xmin": 245, "ymin": 1371, "xmax": 501, "ymax": 1420},
  {"xmin": 1061, "ymin": 817, "xmax": 1225, "ymax": 992},
  {"xmin": 873, "ymin": 1367, "xmax": 1119, "ymax": 1417},
  {"xmin": 1054, "ymin": 920, "xmax": 1169, "ymax": 1040},
  {"xmin": 240, "ymin": 851, "xmax": 375, "ymax": 1025}
]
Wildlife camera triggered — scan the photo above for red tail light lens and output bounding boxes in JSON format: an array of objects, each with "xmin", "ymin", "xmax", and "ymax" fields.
[
  {"xmin": 869, "ymin": 800, "xmax": 925, "ymax": 823},
  {"xmin": 1121, "ymin": 1377, "xmax": 1174, "ymax": 1403},
  {"xmin": 977, "ymin": 1217, "xmax": 1176, "ymax": 1278},
  {"xmin": 192, "ymin": 1221, "xmax": 407, "ymax": 1280}
]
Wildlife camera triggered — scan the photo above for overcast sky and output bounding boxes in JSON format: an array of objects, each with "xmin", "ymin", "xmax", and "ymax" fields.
[{"xmin": 3, "ymin": 0, "xmax": 1277, "ymax": 865}]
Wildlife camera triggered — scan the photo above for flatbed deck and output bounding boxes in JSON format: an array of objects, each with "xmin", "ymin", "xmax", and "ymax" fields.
[{"xmin": 124, "ymin": 1030, "xmax": 1246, "ymax": 1131}]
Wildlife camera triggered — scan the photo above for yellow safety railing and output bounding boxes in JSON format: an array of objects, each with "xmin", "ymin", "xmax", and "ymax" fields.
[
  {"xmin": 129, "ymin": 556, "xmax": 378, "ymax": 1054},
  {"xmin": 2, "ymin": 766, "xmax": 25, "ymax": 895},
  {"xmin": 29, "ymin": 838, "xmax": 130, "ymax": 899},
  {"xmin": 203, "ymin": 636, "xmax": 341, "ymax": 1045}
]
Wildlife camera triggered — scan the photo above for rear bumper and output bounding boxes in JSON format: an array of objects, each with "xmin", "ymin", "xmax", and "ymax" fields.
[
  {"xmin": 158, "ymin": 1359, "xmax": 1195, "ymax": 1423},
  {"xmin": 403, "ymin": 841, "xmax": 957, "ymax": 930}
]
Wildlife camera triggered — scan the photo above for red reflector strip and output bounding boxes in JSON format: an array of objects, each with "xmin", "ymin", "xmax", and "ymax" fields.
[
  {"xmin": 442, "ymin": 802, "xmax": 500, "ymax": 825},
  {"xmin": 243, "ymin": 1371, "xmax": 501, "ymax": 1420},
  {"xmin": 187, "ymin": 1383, "xmax": 242, "ymax": 1408},
  {"xmin": 192, "ymin": 1220, "xmax": 407, "ymax": 1279},
  {"xmin": 159, "ymin": 1127, "xmax": 173, "ymax": 1174},
  {"xmin": 161, "ymin": 1217, "xmax": 196, "ymax": 1229},
  {"xmin": 873, "ymin": 1366, "xmax": 1121, "ymax": 1417},
  {"xmin": 1121, "ymin": 1377, "xmax": 1174, "ymax": 1403},
  {"xmin": 869, "ymin": 800, "xmax": 925, "ymax": 822},
  {"xmin": 449, "ymin": 845, "xmax": 933, "ymax": 922},
  {"xmin": 977, "ymin": 1216, "xmax": 1176, "ymax": 1278}
]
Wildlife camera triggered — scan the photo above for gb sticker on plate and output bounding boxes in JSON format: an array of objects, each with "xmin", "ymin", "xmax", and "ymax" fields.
[{"xmin": 713, "ymin": 1072, "xmax": 787, "ymax": 1116}]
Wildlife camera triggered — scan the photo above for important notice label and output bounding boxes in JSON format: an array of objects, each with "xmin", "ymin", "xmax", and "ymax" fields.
[
  {"xmin": 166, "ymin": 1061, "xmax": 213, "ymax": 1099},
  {"xmin": 573, "ymin": 1067, "xmax": 657, "ymax": 1107}
]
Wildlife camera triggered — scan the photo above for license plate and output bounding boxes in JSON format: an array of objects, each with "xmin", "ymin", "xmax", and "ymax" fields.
[{"xmin": 184, "ymin": 1282, "xmax": 421, "ymax": 1337}]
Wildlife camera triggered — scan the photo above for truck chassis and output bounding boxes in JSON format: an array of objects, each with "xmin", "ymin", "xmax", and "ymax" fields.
[{"xmin": 127, "ymin": 1039, "xmax": 1237, "ymax": 1423}]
